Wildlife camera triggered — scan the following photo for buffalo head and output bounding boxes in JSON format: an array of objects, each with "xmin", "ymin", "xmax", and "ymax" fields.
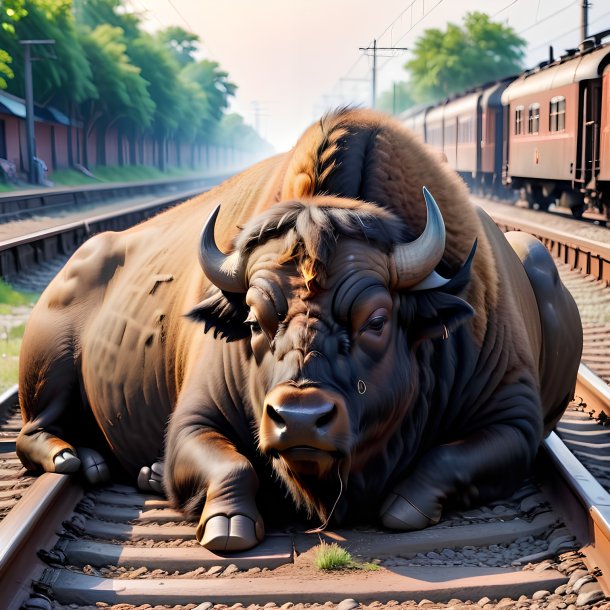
[{"xmin": 189, "ymin": 189, "xmax": 475, "ymax": 521}]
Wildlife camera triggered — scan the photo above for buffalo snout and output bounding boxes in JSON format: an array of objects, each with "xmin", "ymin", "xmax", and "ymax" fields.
[{"xmin": 259, "ymin": 385, "xmax": 350, "ymax": 464}]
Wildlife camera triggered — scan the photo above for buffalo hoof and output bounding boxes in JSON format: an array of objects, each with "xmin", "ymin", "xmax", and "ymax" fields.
[
  {"xmin": 137, "ymin": 461, "xmax": 164, "ymax": 494},
  {"xmin": 379, "ymin": 492, "xmax": 437, "ymax": 531},
  {"xmin": 53, "ymin": 450, "xmax": 81, "ymax": 474},
  {"xmin": 77, "ymin": 447, "xmax": 110, "ymax": 485},
  {"xmin": 199, "ymin": 514, "xmax": 264, "ymax": 552}
]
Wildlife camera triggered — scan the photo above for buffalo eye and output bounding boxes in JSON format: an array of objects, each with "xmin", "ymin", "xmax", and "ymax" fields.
[
  {"xmin": 245, "ymin": 311, "xmax": 262, "ymax": 335},
  {"xmin": 359, "ymin": 311, "xmax": 388, "ymax": 336}
]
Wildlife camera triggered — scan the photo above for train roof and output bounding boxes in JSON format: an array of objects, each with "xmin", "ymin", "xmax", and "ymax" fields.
[{"xmin": 501, "ymin": 40, "xmax": 610, "ymax": 104}]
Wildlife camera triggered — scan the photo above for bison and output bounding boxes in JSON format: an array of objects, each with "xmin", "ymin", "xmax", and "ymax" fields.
[{"xmin": 17, "ymin": 108, "xmax": 582, "ymax": 552}]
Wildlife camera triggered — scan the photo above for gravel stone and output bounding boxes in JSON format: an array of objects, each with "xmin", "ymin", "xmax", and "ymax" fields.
[
  {"xmin": 336, "ymin": 600, "xmax": 359, "ymax": 610},
  {"xmin": 575, "ymin": 582, "xmax": 605, "ymax": 606},
  {"xmin": 571, "ymin": 574, "xmax": 595, "ymax": 593},
  {"xmin": 532, "ymin": 591, "xmax": 550, "ymax": 600},
  {"xmin": 193, "ymin": 604, "xmax": 213, "ymax": 610},
  {"xmin": 477, "ymin": 598, "xmax": 491, "ymax": 607}
]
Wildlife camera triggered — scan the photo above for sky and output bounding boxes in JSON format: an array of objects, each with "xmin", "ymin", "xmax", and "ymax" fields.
[{"xmin": 137, "ymin": 0, "xmax": 610, "ymax": 152}]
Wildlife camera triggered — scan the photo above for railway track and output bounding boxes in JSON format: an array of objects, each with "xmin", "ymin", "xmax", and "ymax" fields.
[
  {"xmin": 0, "ymin": 175, "xmax": 227, "ymax": 290},
  {"xmin": 0, "ymin": 193, "xmax": 609, "ymax": 609}
]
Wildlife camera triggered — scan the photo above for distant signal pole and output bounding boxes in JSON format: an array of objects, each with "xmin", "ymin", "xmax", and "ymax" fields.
[
  {"xmin": 19, "ymin": 39, "xmax": 55, "ymax": 184},
  {"xmin": 359, "ymin": 40, "xmax": 408, "ymax": 109}
]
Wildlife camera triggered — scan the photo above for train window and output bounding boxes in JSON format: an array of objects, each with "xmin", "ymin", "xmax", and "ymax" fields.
[
  {"xmin": 549, "ymin": 96, "xmax": 566, "ymax": 132},
  {"xmin": 528, "ymin": 103, "xmax": 540, "ymax": 134},
  {"xmin": 515, "ymin": 106, "xmax": 524, "ymax": 135}
]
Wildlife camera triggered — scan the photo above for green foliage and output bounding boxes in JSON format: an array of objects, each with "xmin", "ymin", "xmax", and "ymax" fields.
[
  {"xmin": 5, "ymin": 0, "xmax": 95, "ymax": 105},
  {"xmin": 128, "ymin": 32, "xmax": 181, "ymax": 135},
  {"xmin": 182, "ymin": 60, "xmax": 237, "ymax": 125},
  {"xmin": 77, "ymin": 0, "xmax": 141, "ymax": 40},
  {"xmin": 313, "ymin": 541, "xmax": 381, "ymax": 571},
  {"xmin": 377, "ymin": 81, "xmax": 415, "ymax": 115},
  {"xmin": 0, "ymin": 0, "xmax": 26, "ymax": 88},
  {"xmin": 157, "ymin": 26, "xmax": 199, "ymax": 67},
  {"xmin": 405, "ymin": 11, "xmax": 525, "ymax": 103},
  {"xmin": 78, "ymin": 23, "xmax": 154, "ymax": 130}
]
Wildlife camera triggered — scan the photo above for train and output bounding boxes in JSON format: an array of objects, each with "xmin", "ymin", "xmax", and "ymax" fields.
[{"xmin": 401, "ymin": 31, "xmax": 610, "ymax": 221}]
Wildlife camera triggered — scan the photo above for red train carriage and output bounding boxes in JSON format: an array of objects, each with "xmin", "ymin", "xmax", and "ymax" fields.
[
  {"xmin": 598, "ymin": 55, "xmax": 610, "ymax": 213},
  {"xmin": 502, "ymin": 40, "xmax": 610, "ymax": 218},
  {"xmin": 401, "ymin": 80, "xmax": 511, "ymax": 195}
]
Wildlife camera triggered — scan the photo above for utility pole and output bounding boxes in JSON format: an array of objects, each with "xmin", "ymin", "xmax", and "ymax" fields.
[
  {"xmin": 359, "ymin": 40, "xmax": 408, "ymax": 108},
  {"xmin": 581, "ymin": 0, "xmax": 590, "ymax": 41},
  {"xmin": 19, "ymin": 39, "xmax": 55, "ymax": 184}
]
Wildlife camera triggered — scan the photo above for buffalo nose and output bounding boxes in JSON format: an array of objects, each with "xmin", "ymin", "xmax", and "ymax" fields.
[{"xmin": 265, "ymin": 402, "xmax": 337, "ymax": 432}]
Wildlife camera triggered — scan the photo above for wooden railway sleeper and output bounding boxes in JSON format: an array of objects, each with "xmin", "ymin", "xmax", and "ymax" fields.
[{"xmin": 62, "ymin": 512, "xmax": 87, "ymax": 537}]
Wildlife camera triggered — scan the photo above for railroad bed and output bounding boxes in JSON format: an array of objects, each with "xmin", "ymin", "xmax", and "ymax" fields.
[{"xmin": 1, "ymin": 394, "xmax": 606, "ymax": 610}]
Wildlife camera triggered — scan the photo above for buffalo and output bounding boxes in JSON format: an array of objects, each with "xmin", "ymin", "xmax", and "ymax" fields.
[{"xmin": 17, "ymin": 108, "xmax": 582, "ymax": 552}]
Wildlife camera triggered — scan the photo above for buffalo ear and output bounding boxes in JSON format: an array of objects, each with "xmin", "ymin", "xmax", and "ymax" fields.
[
  {"xmin": 187, "ymin": 287, "xmax": 250, "ymax": 342},
  {"xmin": 411, "ymin": 291, "xmax": 475, "ymax": 342}
]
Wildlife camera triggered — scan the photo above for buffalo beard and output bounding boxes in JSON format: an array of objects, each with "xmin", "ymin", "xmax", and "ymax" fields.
[{"xmin": 271, "ymin": 452, "xmax": 351, "ymax": 527}]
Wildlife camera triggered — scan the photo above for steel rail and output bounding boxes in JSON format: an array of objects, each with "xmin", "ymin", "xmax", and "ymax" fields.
[
  {"xmin": 0, "ymin": 385, "xmax": 18, "ymax": 422},
  {"xmin": 541, "ymin": 367, "xmax": 610, "ymax": 596},
  {"xmin": 0, "ymin": 184, "xmax": 211, "ymax": 281},
  {"xmin": 484, "ymin": 206, "xmax": 610, "ymax": 285},
  {"xmin": 0, "ymin": 473, "xmax": 83, "ymax": 610},
  {"xmin": 0, "ymin": 174, "xmax": 229, "ymax": 220}
]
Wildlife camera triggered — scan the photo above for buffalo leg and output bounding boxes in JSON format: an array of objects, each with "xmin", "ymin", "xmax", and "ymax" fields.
[
  {"xmin": 165, "ymin": 426, "xmax": 264, "ymax": 552},
  {"xmin": 380, "ymin": 421, "xmax": 539, "ymax": 530},
  {"xmin": 137, "ymin": 461, "xmax": 164, "ymax": 494},
  {"xmin": 17, "ymin": 391, "xmax": 81, "ymax": 474}
]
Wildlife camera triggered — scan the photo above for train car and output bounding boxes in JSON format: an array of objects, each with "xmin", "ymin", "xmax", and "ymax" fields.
[
  {"xmin": 401, "ymin": 80, "xmax": 512, "ymax": 195},
  {"xmin": 401, "ymin": 103, "xmax": 428, "ymax": 142},
  {"xmin": 502, "ymin": 39, "xmax": 610, "ymax": 218},
  {"xmin": 479, "ymin": 80, "xmax": 512, "ymax": 195},
  {"xmin": 443, "ymin": 91, "xmax": 479, "ymax": 182}
]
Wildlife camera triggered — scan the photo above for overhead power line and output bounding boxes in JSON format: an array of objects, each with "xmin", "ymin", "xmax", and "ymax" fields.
[{"xmin": 359, "ymin": 40, "xmax": 408, "ymax": 108}]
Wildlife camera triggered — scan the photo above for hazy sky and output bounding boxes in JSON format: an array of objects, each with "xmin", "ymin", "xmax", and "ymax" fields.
[{"xmin": 138, "ymin": 0, "xmax": 610, "ymax": 152}]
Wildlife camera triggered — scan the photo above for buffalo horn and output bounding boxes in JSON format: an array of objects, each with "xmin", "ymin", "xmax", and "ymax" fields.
[
  {"xmin": 199, "ymin": 205, "xmax": 247, "ymax": 293},
  {"xmin": 393, "ymin": 187, "xmax": 447, "ymax": 290}
]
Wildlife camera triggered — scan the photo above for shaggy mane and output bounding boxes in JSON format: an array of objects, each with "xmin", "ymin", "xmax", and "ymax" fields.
[{"xmin": 233, "ymin": 199, "xmax": 406, "ymax": 286}]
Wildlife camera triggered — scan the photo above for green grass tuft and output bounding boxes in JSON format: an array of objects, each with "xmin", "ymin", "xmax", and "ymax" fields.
[
  {"xmin": 312, "ymin": 541, "xmax": 381, "ymax": 571},
  {"xmin": 314, "ymin": 541, "xmax": 353, "ymax": 570}
]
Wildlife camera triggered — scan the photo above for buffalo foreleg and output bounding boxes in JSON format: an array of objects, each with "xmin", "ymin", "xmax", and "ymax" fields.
[
  {"xmin": 380, "ymin": 419, "xmax": 540, "ymax": 530},
  {"xmin": 165, "ymin": 424, "xmax": 264, "ymax": 552}
]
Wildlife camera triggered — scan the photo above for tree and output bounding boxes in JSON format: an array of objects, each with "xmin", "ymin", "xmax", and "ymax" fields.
[
  {"xmin": 181, "ymin": 60, "xmax": 237, "ymax": 126},
  {"xmin": 377, "ymin": 81, "xmax": 415, "ymax": 115},
  {"xmin": 405, "ymin": 11, "xmax": 525, "ymax": 103},
  {"xmin": 0, "ymin": 0, "xmax": 27, "ymax": 88},
  {"xmin": 78, "ymin": 23, "xmax": 153, "ymax": 166},
  {"xmin": 4, "ymin": 0, "xmax": 95, "ymax": 106},
  {"xmin": 157, "ymin": 26, "xmax": 199, "ymax": 67},
  {"xmin": 76, "ymin": 0, "xmax": 141, "ymax": 41},
  {"xmin": 218, "ymin": 113, "xmax": 273, "ymax": 155}
]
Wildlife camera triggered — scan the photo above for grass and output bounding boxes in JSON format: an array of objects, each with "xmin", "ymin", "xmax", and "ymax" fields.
[
  {"xmin": 0, "ymin": 280, "xmax": 38, "ymax": 309},
  {"xmin": 1, "ymin": 164, "xmax": 208, "ymax": 191},
  {"xmin": 0, "ymin": 280, "xmax": 39, "ymax": 393},
  {"xmin": 0, "ymin": 321, "xmax": 25, "ymax": 393},
  {"xmin": 313, "ymin": 541, "xmax": 380, "ymax": 572},
  {"xmin": 51, "ymin": 164, "xmax": 198, "ymax": 187}
]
